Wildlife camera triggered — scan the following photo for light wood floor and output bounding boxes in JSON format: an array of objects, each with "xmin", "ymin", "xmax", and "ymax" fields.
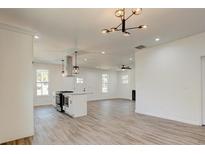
[{"xmin": 4, "ymin": 99, "xmax": 205, "ymax": 144}]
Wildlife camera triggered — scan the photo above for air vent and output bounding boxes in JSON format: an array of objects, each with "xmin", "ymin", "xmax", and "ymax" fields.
[{"xmin": 135, "ymin": 45, "xmax": 146, "ymax": 49}]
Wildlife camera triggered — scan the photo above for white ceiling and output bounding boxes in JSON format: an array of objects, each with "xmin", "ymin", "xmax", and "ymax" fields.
[{"xmin": 0, "ymin": 8, "xmax": 205, "ymax": 70}]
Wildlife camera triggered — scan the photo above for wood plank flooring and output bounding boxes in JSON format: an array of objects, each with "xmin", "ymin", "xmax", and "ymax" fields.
[{"xmin": 4, "ymin": 99, "xmax": 205, "ymax": 144}]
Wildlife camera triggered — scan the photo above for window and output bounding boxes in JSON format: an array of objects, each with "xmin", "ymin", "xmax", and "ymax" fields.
[
  {"xmin": 102, "ymin": 74, "xmax": 109, "ymax": 93},
  {"xmin": 122, "ymin": 75, "xmax": 129, "ymax": 84},
  {"xmin": 36, "ymin": 69, "xmax": 49, "ymax": 96},
  {"xmin": 76, "ymin": 77, "xmax": 84, "ymax": 84}
]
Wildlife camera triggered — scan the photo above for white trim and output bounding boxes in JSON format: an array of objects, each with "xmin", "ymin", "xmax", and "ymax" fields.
[
  {"xmin": 135, "ymin": 109, "xmax": 201, "ymax": 126},
  {"xmin": 88, "ymin": 98, "xmax": 132, "ymax": 102},
  {"xmin": 0, "ymin": 22, "xmax": 34, "ymax": 36},
  {"xmin": 33, "ymin": 102, "xmax": 53, "ymax": 107},
  {"xmin": 201, "ymin": 56, "xmax": 205, "ymax": 125}
]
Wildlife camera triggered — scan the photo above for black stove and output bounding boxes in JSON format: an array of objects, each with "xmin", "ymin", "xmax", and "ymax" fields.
[{"xmin": 56, "ymin": 91, "xmax": 73, "ymax": 112}]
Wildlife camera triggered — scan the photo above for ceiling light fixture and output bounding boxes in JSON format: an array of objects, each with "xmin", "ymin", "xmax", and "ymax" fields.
[
  {"xmin": 34, "ymin": 35, "xmax": 39, "ymax": 39},
  {"xmin": 73, "ymin": 51, "xmax": 79, "ymax": 74},
  {"xmin": 121, "ymin": 65, "xmax": 132, "ymax": 71},
  {"xmin": 101, "ymin": 51, "xmax": 105, "ymax": 54},
  {"xmin": 155, "ymin": 38, "xmax": 160, "ymax": 41},
  {"xmin": 101, "ymin": 8, "xmax": 147, "ymax": 36}
]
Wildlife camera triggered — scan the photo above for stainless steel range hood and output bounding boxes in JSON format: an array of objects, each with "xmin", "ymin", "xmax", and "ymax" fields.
[{"xmin": 63, "ymin": 55, "xmax": 74, "ymax": 77}]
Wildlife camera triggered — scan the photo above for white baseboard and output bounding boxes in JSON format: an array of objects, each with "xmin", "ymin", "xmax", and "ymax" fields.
[
  {"xmin": 33, "ymin": 102, "xmax": 53, "ymax": 107},
  {"xmin": 88, "ymin": 98, "xmax": 132, "ymax": 102},
  {"xmin": 135, "ymin": 109, "xmax": 201, "ymax": 126}
]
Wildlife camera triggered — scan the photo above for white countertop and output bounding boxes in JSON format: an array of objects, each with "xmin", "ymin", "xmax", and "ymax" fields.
[{"xmin": 63, "ymin": 92, "xmax": 92, "ymax": 96}]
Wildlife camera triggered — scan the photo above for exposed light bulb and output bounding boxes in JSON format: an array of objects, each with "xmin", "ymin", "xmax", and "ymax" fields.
[
  {"xmin": 132, "ymin": 8, "xmax": 142, "ymax": 15},
  {"xmin": 111, "ymin": 27, "xmax": 117, "ymax": 32},
  {"xmin": 115, "ymin": 9, "xmax": 124, "ymax": 17},
  {"xmin": 101, "ymin": 51, "xmax": 105, "ymax": 54},
  {"xmin": 138, "ymin": 25, "xmax": 148, "ymax": 29},
  {"xmin": 101, "ymin": 29, "xmax": 109, "ymax": 34},
  {"xmin": 123, "ymin": 32, "xmax": 130, "ymax": 37}
]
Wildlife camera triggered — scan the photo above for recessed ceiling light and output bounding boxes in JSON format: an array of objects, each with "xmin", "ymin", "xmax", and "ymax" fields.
[
  {"xmin": 155, "ymin": 38, "xmax": 160, "ymax": 42},
  {"xmin": 34, "ymin": 35, "xmax": 39, "ymax": 39},
  {"xmin": 84, "ymin": 58, "xmax": 87, "ymax": 61},
  {"xmin": 129, "ymin": 58, "xmax": 133, "ymax": 61},
  {"xmin": 101, "ymin": 51, "xmax": 105, "ymax": 54}
]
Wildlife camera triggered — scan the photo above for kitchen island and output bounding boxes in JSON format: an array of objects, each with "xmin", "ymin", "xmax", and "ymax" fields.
[{"xmin": 62, "ymin": 92, "xmax": 89, "ymax": 117}]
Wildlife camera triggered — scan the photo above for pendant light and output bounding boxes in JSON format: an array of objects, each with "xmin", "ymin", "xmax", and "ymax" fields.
[
  {"xmin": 73, "ymin": 51, "xmax": 79, "ymax": 74},
  {"xmin": 61, "ymin": 59, "xmax": 65, "ymax": 77}
]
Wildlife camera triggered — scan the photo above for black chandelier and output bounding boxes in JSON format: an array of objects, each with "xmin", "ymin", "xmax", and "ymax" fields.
[{"xmin": 101, "ymin": 8, "xmax": 147, "ymax": 36}]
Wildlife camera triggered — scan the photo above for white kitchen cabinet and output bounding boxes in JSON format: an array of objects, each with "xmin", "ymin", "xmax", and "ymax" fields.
[{"xmin": 63, "ymin": 93, "xmax": 87, "ymax": 117}]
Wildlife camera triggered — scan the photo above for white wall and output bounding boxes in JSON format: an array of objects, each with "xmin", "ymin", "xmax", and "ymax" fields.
[
  {"xmin": 117, "ymin": 66, "xmax": 135, "ymax": 100},
  {"xmin": 33, "ymin": 63, "xmax": 118, "ymax": 106},
  {"xmin": 135, "ymin": 32, "xmax": 205, "ymax": 125},
  {"xmin": 75, "ymin": 68, "xmax": 118, "ymax": 101},
  {"xmin": 201, "ymin": 57, "xmax": 205, "ymax": 125},
  {"xmin": 33, "ymin": 63, "xmax": 75, "ymax": 106},
  {"xmin": 0, "ymin": 26, "xmax": 33, "ymax": 143}
]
